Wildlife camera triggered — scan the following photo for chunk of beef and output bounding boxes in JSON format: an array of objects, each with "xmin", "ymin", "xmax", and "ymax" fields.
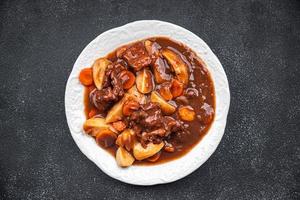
[
  {"xmin": 126, "ymin": 102, "xmax": 187, "ymax": 146},
  {"xmin": 104, "ymin": 59, "xmax": 128, "ymax": 87},
  {"xmin": 198, "ymin": 103, "xmax": 214, "ymax": 124},
  {"xmin": 110, "ymin": 70, "xmax": 124, "ymax": 98},
  {"xmin": 163, "ymin": 116, "xmax": 184, "ymax": 134},
  {"xmin": 122, "ymin": 42, "xmax": 151, "ymax": 71},
  {"xmin": 89, "ymin": 61, "xmax": 127, "ymax": 113},
  {"xmin": 140, "ymin": 103, "xmax": 163, "ymax": 129},
  {"xmin": 141, "ymin": 128, "xmax": 166, "ymax": 144},
  {"xmin": 90, "ymin": 88, "xmax": 115, "ymax": 113}
]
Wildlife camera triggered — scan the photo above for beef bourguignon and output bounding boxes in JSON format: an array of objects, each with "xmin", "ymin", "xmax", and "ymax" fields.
[{"xmin": 79, "ymin": 37, "xmax": 215, "ymax": 167}]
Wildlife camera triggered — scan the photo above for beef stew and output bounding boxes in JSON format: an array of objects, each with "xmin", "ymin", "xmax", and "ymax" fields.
[{"xmin": 79, "ymin": 37, "xmax": 215, "ymax": 167}]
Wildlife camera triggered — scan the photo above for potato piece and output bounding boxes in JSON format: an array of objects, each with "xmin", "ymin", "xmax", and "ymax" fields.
[
  {"xmin": 133, "ymin": 142, "xmax": 164, "ymax": 160},
  {"xmin": 144, "ymin": 40, "xmax": 153, "ymax": 55},
  {"xmin": 83, "ymin": 117, "xmax": 111, "ymax": 132},
  {"xmin": 116, "ymin": 129, "xmax": 135, "ymax": 151},
  {"xmin": 136, "ymin": 68, "xmax": 154, "ymax": 94},
  {"xmin": 162, "ymin": 49, "xmax": 189, "ymax": 85},
  {"xmin": 83, "ymin": 117, "xmax": 116, "ymax": 138},
  {"xmin": 116, "ymin": 147, "xmax": 135, "ymax": 167},
  {"xmin": 92, "ymin": 58, "xmax": 111, "ymax": 90},
  {"xmin": 178, "ymin": 105, "xmax": 196, "ymax": 121},
  {"xmin": 106, "ymin": 87, "xmax": 145, "ymax": 123},
  {"xmin": 150, "ymin": 91, "xmax": 176, "ymax": 115},
  {"xmin": 95, "ymin": 129, "xmax": 117, "ymax": 148},
  {"xmin": 105, "ymin": 95, "xmax": 128, "ymax": 123}
]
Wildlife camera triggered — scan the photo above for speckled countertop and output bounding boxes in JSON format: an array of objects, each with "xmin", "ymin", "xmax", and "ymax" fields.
[{"xmin": 0, "ymin": 0, "xmax": 299, "ymax": 199}]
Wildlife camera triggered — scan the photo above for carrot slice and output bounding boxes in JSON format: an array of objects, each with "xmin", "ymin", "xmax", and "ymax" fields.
[
  {"xmin": 158, "ymin": 82, "xmax": 173, "ymax": 101},
  {"xmin": 112, "ymin": 121, "xmax": 127, "ymax": 132},
  {"xmin": 170, "ymin": 79, "xmax": 184, "ymax": 98},
  {"xmin": 79, "ymin": 68, "xmax": 93, "ymax": 86},
  {"xmin": 122, "ymin": 100, "xmax": 139, "ymax": 116},
  {"xmin": 119, "ymin": 70, "xmax": 136, "ymax": 89}
]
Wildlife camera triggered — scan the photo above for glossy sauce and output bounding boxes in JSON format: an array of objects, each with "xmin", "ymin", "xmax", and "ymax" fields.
[{"xmin": 83, "ymin": 37, "xmax": 215, "ymax": 165}]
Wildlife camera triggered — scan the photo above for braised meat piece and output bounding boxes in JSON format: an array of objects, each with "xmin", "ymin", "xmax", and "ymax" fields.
[
  {"xmin": 122, "ymin": 42, "xmax": 151, "ymax": 71},
  {"xmin": 90, "ymin": 88, "xmax": 114, "ymax": 113},
  {"xmin": 104, "ymin": 59, "xmax": 128, "ymax": 87},
  {"xmin": 111, "ymin": 70, "xmax": 124, "ymax": 97},
  {"xmin": 90, "ymin": 61, "xmax": 127, "ymax": 112},
  {"xmin": 139, "ymin": 103, "xmax": 165, "ymax": 130},
  {"xmin": 125, "ymin": 102, "xmax": 187, "ymax": 146},
  {"xmin": 141, "ymin": 129, "xmax": 166, "ymax": 144}
]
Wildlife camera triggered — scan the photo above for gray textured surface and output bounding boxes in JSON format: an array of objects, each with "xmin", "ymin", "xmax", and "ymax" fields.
[{"xmin": 0, "ymin": 0, "xmax": 299, "ymax": 199}]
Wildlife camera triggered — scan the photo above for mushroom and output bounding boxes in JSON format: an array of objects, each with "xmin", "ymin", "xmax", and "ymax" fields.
[
  {"xmin": 162, "ymin": 49, "xmax": 189, "ymax": 86},
  {"xmin": 136, "ymin": 68, "xmax": 154, "ymax": 94},
  {"xmin": 152, "ymin": 57, "xmax": 172, "ymax": 84},
  {"xmin": 92, "ymin": 58, "xmax": 111, "ymax": 90}
]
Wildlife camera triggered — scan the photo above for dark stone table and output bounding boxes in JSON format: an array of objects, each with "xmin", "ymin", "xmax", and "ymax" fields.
[{"xmin": 0, "ymin": 0, "xmax": 299, "ymax": 199}]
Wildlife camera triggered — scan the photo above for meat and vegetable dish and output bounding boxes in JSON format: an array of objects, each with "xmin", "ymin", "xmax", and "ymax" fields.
[{"xmin": 78, "ymin": 37, "xmax": 215, "ymax": 167}]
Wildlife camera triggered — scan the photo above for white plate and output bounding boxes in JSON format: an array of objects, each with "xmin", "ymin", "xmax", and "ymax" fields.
[{"xmin": 65, "ymin": 20, "xmax": 230, "ymax": 185}]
